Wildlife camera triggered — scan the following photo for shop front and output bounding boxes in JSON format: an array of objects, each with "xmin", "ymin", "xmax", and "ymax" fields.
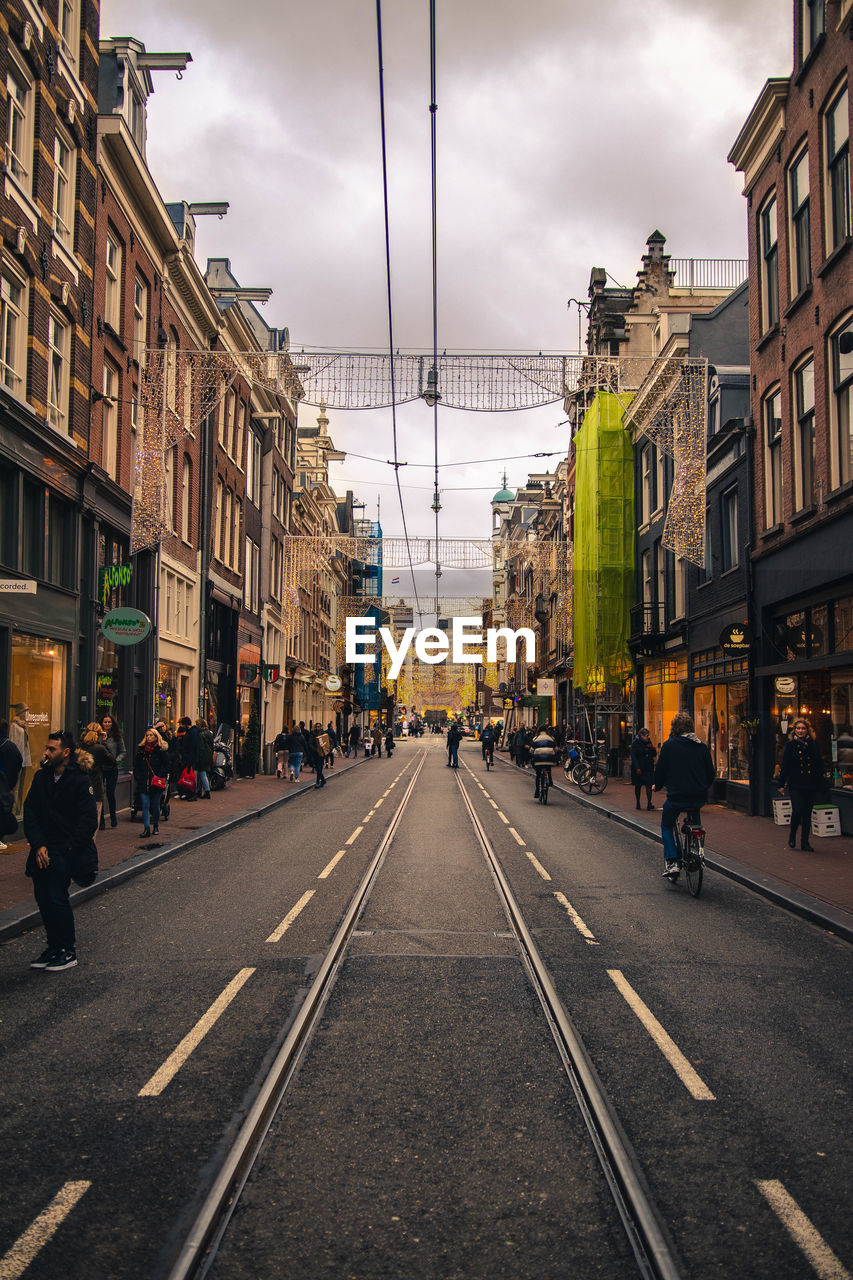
[
  {"xmin": 642, "ymin": 657, "xmax": 687, "ymax": 753},
  {"xmin": 8, "ymin": 631, "xmax": 69, "ymax": 814},
  {"xmin": 237, "ymin": 640, "xmax": 261, "ymax": 774},
  {"xmin": 688, "ymin": 648, "xmax": 750, "ymax": 806}
]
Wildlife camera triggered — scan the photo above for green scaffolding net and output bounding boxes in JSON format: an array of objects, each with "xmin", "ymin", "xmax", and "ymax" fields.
[{"xmin": 573, "ymin": 391, "xmax": 635, "ymax": 693}]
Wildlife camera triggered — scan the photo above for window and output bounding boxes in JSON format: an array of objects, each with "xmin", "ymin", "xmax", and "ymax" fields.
[
  {"xmin": 6, "ymin": 68, "xmax": 32, "ymax": 191},
  {"xmin": 105, "ymin": 234, "xmax": 122, "ymax": 330},
  {"xmin": 244, "ymin": 538, "xmax": 260, "ymax": 613},
  {"xmin": 759, "ymin": 195, "xmax": 779, "ymax": 331},
  {"xmin": 222, "ymin": 488, "xmax": 232, "ymax": 564},
  {"xmin": 721, "ymin": 487, "xmax": 739, "ymax": 571},
  {"xmin": 53, "ymin": 130, "xmax": 75, "ymax": 249},
  {"xmin": 126, "ymin": 81, "xmax": 145, "ymax": 152},
  {"xmin": 0, "ymin": 464, "xmax": 17, "ymax": 568},
  {"xmin": 47, "ymin": 492, "xmax": 74, "ymax": 588},
  {"xmin": 247, "ymin": 433, "xmax": 262, "ymax": 505},
  {"xmin": 233, "ymin": 498, "xmax": 242, "ymax": 570},
  {"xmin": 673, "ymin": 553, "xmax": 686, "ymax": 620},
  {"xmin": 58, "ymin": 0, "xmax": 81, "ymax": 71},
  {"xmin": 164, "ymin": 571, "xmax": 173, "ymax": 633},
  {"xmin": 164, "ymin": 447, "xmax": 176, "ymax": 532},
  {"xmin": 640, "ymin": 444, "xmax": 651, "ymax": 524},
  {"xmin": 707, "ymin": 396, "xmax": 720, "ymax": 439},
  {"xmin": 794, "ymin": 358, "xmax": 816, "ymax": 509},
  {"xmin": 0, "ymin": 271, "xmax": 26, "ymax": 394},
  {"xmin": 655, "ymin": 539, "xmax": 665, "ymax": 628},
  {"xmin": 181, "ymin": 456, "xmax": 191, "ymax": 543},
  {"xmin": 800, "ymin": 0, "xmax": 824, "ymax": 62},
  {"xmin": 220, "ymin": 390, "xmax": 234, "ymax": 453},
  {"xmin": 165, "ymin": 330, "xmax": 177, "ymax": 411},
  {"xmin": 48, "ymin": 314, "xmax": 69, "ymax": 433},
  {"xmin": 234, "ymin": 401, "xmax": 246, "ymax": 468},
  {"xmin": 133, "ymin": 274, "xmax": 148, "ymax": 362},
  {"xmin": 22, "ymin": 479, "xmax": 43, "ymax": 577},
  {"xmin": 825, "ymin": 87, "xmax": 850, "ymax": 253},
  {"xmin": 831, "ymin": 317, "xmax": 853, "ymax": 487},
  {"xmin": 102, "ymin": 361, "xmax": 119, "ymax": 481},
  {"xmin": 763, "ymin": 387, "xmax": 783, "ymax": 525},
  {"xmin": 130, "ymin": 394, "xmax": 139, "ymax": 489},
  {"xmin": 183, "ymin": 360, "xmax": 193, "ymax": 434},
  {"xmin": 701, "ymin": 508, "xmax": 712, "ymax": 583},
  {"xmin": 655, "ymin": 447, "xmax": 664, "ymax": 512},
  {"xmin": 789, "ymin": 149, "xmax": 811, "ymax": 295},
  {"xmin": 214, "ymin": 480, "xmax": 224, "ymax": 561},
  {"xmin": 642, "ymin": 548, "xmax": 652, "ymax": 607}
]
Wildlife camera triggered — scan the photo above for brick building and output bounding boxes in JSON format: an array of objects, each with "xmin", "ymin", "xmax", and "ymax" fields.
[
  {"xmin": 729, "ymin": 0, "xmax": 853, "ymax": 830},
  {"xmin": 0, "ymin": 0, "xmax": 99, "ymax": 803}
]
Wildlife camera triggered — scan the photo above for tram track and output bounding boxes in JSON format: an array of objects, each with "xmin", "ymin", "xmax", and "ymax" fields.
[{"xmin": 165, "ymin": 751, "xmax": 428, "ymax": 1280}]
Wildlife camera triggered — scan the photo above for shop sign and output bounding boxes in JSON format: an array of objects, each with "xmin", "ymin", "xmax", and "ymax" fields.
[
  {"xmin": 774, "ymin": 676, "xmax": 797, "ymax": 695},
  {"xmin": 719, "ymin": 623, "xmax": 752, "ymax": 653},
  {"xmin": 325, "ymin": 675, "xmax": 342, "ymax": 693},
  {"xmin": 0, "ymin": 578, "xmax": 36, "ymax": 593},
  {"xmin": 263, "ymin": 665, "xmax": 281, "ymax": 683},
  {"xmin": 96, "ymin": 671, "xmax": 117, "ymax": 711},
  {"xmin": 503, "ymin": 697, "xmax": 514, "ymax": 709},
  {"xmin": 99, "ymin": 562, "xmax": 132, "ymax": 606},
  {"xmin": 536, "ymin": 678, "xmax": 555, "ymax": 696},
  {"xmin": 101, "ymin": 607, "xmax": 151, "ymax": 646},
  {"xmin": 240, "ymin": 664, "xmax": 259, "ymax": 684}
]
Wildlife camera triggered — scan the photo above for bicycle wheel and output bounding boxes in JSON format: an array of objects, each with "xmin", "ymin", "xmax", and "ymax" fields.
[
  {"xmin": 571, "ymin": 761, "xmax": 588, "ymax": 785},
  {"xmin": 580, "ymin": 768, "xmax": 607, "ymax": 795},
  {"xmin": 684, "ymin": 834, "xmax": 704, "ymax": 897},
  {"xmin": 539, "ymin": 774, "xmax": 549, "ymax": 804}
]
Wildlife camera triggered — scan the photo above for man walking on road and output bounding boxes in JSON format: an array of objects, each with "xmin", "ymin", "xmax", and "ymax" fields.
[
  {"xmin": 24, "ymin": 730, "xmax": 98, "ymax": 971},
  {"xmin": 654, "ymin": 713, "xmax": 715, "ymax": 879},
  {"xmin": 447, "ymin": 720, "xmax": 462, "ymax": 769},
  {"xmin": 347, "ymin": 723, "xmax": 361, "ymax": 758},
  {"xmin": 371, "ymin": 722, "xmax": 383, "ymax": 758}
]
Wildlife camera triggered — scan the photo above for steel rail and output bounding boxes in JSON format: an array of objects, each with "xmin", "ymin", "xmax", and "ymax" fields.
[
  {"xmin": 455, "ymin": 772, "xmax": 684, "ymax": 1280},
  {"xmin": 166, "ymin": 751, "xmax": 428, "ymax": 1280}
]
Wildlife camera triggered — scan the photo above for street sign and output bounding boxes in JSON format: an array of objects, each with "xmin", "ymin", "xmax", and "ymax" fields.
[
  {"xmin": 325, "ymin": 675, "xmax": 342, "ymax": 693},
  {"xmin": 263, "ymin": 665, "xmax": 281, "ymax": 683},
  {"xmin": 101, "ymin": 607, "xmax": 151, "ymax": 646},
  {"xmin": 0, "ymin": 578, "xmax": 36, "ymax": 594}
]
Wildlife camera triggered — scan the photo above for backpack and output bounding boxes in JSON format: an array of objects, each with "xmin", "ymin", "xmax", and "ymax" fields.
[{"xmin": 0, "ymin": 766, "xmax": 17, "ymax": 838}]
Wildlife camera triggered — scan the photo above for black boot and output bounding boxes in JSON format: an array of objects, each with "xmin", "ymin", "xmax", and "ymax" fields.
[
  {"xmin": 801, "ymin": 840, "xmax": 814, "ymax": 852},
  {"xmin": 141, "ymin": 827, "xmax": 151, "ymax": 838},
  {"xmin": 788, "ymin": 821, "xmax": 797, "ymax": 849}
]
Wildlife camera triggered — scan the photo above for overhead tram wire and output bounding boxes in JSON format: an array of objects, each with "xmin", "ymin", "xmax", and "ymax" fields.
[
  {"xmin": 375, "ymin": 0, "xmax": 424, "ymax": 625},
  {"xmin": 344, "ymin": 449, "xmax": 563, "ymax": 467},
  {"xmin": 429, "ymin": 0, "xmax": 440, "ymax": 619}
]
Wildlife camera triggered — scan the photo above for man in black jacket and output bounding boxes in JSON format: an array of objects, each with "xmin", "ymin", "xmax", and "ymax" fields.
[
  {"xmin": 24, "ymin": 730, "xmax": 98, "ymax": 971},
  {"xmin": 654, "ymin": 713, "xmax": 715, "ymax": 880}
]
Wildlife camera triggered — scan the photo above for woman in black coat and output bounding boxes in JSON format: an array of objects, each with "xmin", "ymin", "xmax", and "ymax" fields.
[
  {"xmin": 777, "ymin": 719, "xmax": 825, "ymax": 852},
  {"xmin": 133, "ymin": 729, "xmax": 170, "ymax": 837},
  {"xmin": 630, "ymin": 728, "xmax": 657, "ymax": 810}
]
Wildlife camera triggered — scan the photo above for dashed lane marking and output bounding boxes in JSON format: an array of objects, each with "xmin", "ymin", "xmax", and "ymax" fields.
[
  {"xmin": 496, "ymin": 811, "xmax": 509, "ymax": 824},
  {"xmin": 266, "ymin": 890, "xmax": 316, "ymax": 942},
  {"xmin": 0, "ymin": 1181, "xmax": 91, "ymax": 1280},
  {"xmin": 755, "ymin": 1180, "xmax": 851, "ymax": 1280},
  {"xmin": 487, "ymin": 799, "xmax": 498, "ymax": 809},
  {"xmin": 318, "ymin": 850, "xmax": 347, "ymax": 880},
  {"xmin": 607, "ymin": 970, "xmax": 715, "ymax": 1101},
  {"xmin": 345, "ymin": 826, "xmax": 364, "ymax": 845},
  {"xmin": 554, "ymin": 891, "xmax": 597, "ymax": 943},
  {"xmin": 375, "ymin": 797, "xmax": 385, "ymax": 807},
  {"xmin": 139, "ymin": 968, "xmax": 256, "ymax": 1097},
  {"xmin": 508, "ymin": 827, "xmax": 526, "ymax": 847},
  {"xmin": 362, "ymin": 812, "xmax": 374, "ymax": 822},
  {"xmin": 525, "ymin": 851, "xmax": 552, "ymax": 881}
]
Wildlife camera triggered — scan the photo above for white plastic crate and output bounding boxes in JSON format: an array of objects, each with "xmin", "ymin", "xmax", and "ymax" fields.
[
  {"xmin": 811, "ymin": 806, "xmax": 841, "ymax": 837},
  {"xmin": 772, "ymin": 798, "xmax": 792, "ymax": 825}
]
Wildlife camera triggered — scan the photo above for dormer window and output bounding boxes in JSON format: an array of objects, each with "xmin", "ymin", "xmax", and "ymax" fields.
[
  {"xmin": 800, "ymin": 0, "xmax": 824, "ymax": 63},
  {"xmin": 127, "ymin": 81, "xmax": 145, "ymax": 151}
]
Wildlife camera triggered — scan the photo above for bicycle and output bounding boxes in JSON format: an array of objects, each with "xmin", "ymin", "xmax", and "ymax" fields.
[
  {"xmin": 665, "ymin": 811, "xmax": 706, "ymax": 897},
  {"xmin": 535, "ymin": 766, "xmax": 551, "ymax": 804},
  {"xmin": 577, "ymin": 761, "xmax": 608, "ymax": 795},
  {"xmin": 483, "ymin": 744, "xmax": 494, "ymax": 771}
]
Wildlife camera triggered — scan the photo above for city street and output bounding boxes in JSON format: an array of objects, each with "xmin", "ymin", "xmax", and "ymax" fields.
[{"xmin": 0, "ymin": 737, "xmax": 850, "ymax": 1279}]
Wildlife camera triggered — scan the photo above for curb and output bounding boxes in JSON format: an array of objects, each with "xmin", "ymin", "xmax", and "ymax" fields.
[
  {"xmin": 497, "ymin": 755, "xmax": 853, "ymax": 946},
  {"xmin": 0, "ymin": 755, "xmax": 371, "ymax": 946}
]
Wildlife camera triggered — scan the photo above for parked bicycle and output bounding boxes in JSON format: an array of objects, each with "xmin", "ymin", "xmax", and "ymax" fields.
[
  {"xmin": 563, "ymin": 744, "xmax": 608, "ymax": 794},
  {"xmin": 663, "ymin": 811, "xmax": 706, "ymax": 897}
]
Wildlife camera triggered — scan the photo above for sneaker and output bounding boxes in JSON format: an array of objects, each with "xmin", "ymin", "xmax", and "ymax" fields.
[
  {"xmin": 45, "ymin": 948, "xmax": 77, "ymax": 972},
  {"xmin": 662, "ymin": 863, "xmax": 680, "ymax": 879},
  {"xmin": 30, "ymin": 947, "xmax": 59, "ymax": 969},
  {"xmin": 0, "ymin": 841, "xmax": 7, "ymax": 851}
]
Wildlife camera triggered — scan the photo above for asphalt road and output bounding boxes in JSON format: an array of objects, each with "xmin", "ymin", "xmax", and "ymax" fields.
[{"xmin": 0, "ymin": 737, "xmax": 850, "ymax": 1280}]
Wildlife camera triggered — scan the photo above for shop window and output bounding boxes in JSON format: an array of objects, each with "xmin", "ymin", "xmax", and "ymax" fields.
[
  {"xmin": 810, "ymin": 603, "xmax": 829, "ymax": 657},
  {"xmin": 824, "ymin": 86, "xmax": 850, "ymax": 253},
  {"xmin": 830, "ymin": 316, "xmax": 853, "ymax": 488},
  {"xmin": 46, "ymin": 493, "xmax": 74, "ymax": 588},
  {"xmin": 788, "ymin": 148, "xmax": 811, "ymax": 297},
  {"xmin": 793, "ymin": 358, "xmax": 815, "ymax": 509},
  {"xmin": 0, "ymin": 465, "xmax": 17, "ymax": 568},
  {"xmin": 758, "ymin": 194, "xmax": 779, "ymax": 332},
  {"xmin": 763, "ymin": 386, "xmax": 783, "ymax": 526},
  {"xmin": 694, "ymin": 686, "xmax": 715, "ymax": 769},
  {"xmin": 831, "ymin": 669, "xmax": 853, "ymax": 790},
  {"xmin": 22, "ymin": 479, "xmax": 43, "ymax": 578},
  {"xmin": 727, "ymin": 680, "xmax": 750, "ymax": 783},
  {"xmin": 834, "ymin": 596, "xmax": 853, "ymax": 652},
  {"xmin": 10, "ymin": 633, "xmax": 68, "ymax": 811}
]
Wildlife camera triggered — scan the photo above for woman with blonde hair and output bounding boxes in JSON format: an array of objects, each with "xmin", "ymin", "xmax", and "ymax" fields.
[
  {"xmin": 80, "ymin": 723, "xmax": 117, "ymax": 831},
  {"xmin": 133, "ymin": 728, "xmax": 170, "ymax": 837},
  {"xmin": 777, "ymin": 718, "xmax": 824, "ymax": 852}
]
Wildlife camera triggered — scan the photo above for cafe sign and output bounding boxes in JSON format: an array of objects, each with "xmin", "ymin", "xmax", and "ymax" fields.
[
  {"xmin": 101, "ymin": 607, "xmax": 151, "ymax": 646},
  {"xmin": 325, "ymin": 675, "xmax": 342, "ymax": 693},
  {"xmin": 719, "ymin": 623, "xmax": 752, "ymax": 653},
  {"xmin": 99, "ymin": 562, "xmax": 133, "ymax": 607}
]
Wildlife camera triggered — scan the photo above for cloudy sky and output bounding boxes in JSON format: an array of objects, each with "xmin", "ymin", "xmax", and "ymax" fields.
[{"xmin": 102, "ymin": 0, "xmax": 791, "ymax": 601}]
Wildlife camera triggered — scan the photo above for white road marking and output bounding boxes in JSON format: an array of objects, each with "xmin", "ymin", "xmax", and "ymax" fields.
[
  {"xmin": 318, "ymin": 850, "xmax": 347, "ymax": 879},
  {"xmin": 607, "ymin": 970, "xmax": 715, "ymax": 1100},
  {"xmin": 487, "ymin": 799, "xmax": 498, "ymax": 809},
  {"xmin": 525, "ymin": 851, "xmax": 552, "ymax": 881},
  {"xmin": 374, "ymin": 797, "xmax": 385, "ymax": 808},
  {"xmin": 755, "ymin": 1180, "xmax": 851, "ymax": 1280},
  {"xmin": 496, "ymin": 811, "xmax": 509, "ymax": 824},
  {"xmin": 0, "ymin": 1181, "xmax": 91, "ymax": 1280},
  {"xmin": 266, "ymin": 890, "xmax": 316, "ymax": 941},
  {"xmin": 508, "ymin": 827, "xmax": 526, "ymax": 846},
  {"xmin": 382, "ymin": 790, "xmax": 391, "ymax": 797},
  {"xmin": 345, "ymin": 826, "xmax": 363, "ymax": 845},
  {"xmin": 362, "ymin": 812, "xmax": 373, "ymax": 822},
  {"xmin": 139, "ymin": 968, "xmax": 256, "ymax": 1097},
  {"xmin": 554, "ymin": 891, "xmax": 598, "ymax": 944}
]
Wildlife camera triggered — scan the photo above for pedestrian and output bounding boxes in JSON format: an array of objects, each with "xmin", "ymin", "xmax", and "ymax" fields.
[
  {"xmin": 195, "ymin": 718, "xmax": 213, "ymax": 798},
  {"xmin": 99, "ymin": 714, "xmax": 124, "ymax": 827},
  {"xmin": 154, "ymin": 721, "xmax": 179, "ymax": 820},
  {"xmin": 0, "ymin": 718, "xmax": 23, "ymax": 851},
  {"xmin": 311, "ymin": 725, "xmax": 328, "ymax": 788},
  {"xmin": 384, "ymin": 725, "xmax": 395, "ymax": 756},
  {"xmin": 273, "ymin": 726, "xmax": 289, "ymax": 778},
  {"xmin": 286, "ymin": 725, "xmax": 305, "ymax": 781},
  {"xmin": 371, "ymin": 722, "xmax": 383, "ymax": 757},
  {"xmin": 347, "ymin": 722, "xmax": 361, "ymax": 758},
  {"xmin": 777, "ymin": 718, "xmax": 824, "ymax": 853},
  {"xmin": 513, "ymin": 725, "xmax": 526, "ymax": 768},
  {"xmin": 326, "ymin": 722, "xmax": 338, "ymax": 768},
  {"xmin": 447, "ymin": 719, "xmax": 462, "ymax": 768},
  {"xmin": 630, "ymin": 727, "xmax": 657, "ymax": 810},
  {"xmin": 24, "ymin": 729, "xmax": 97, "ymax": 972},
  {"xmin": 80, "ymin": 723, "xmax": 117, "ymax": 831},
  {"xmin": 177, "ymin": 716, "xmax": 200, "ymax": 801},
  {"xmin": 133, "ymin": 727, "xmax": 170, "ymax": 837},
  {"xmin": 9, "ymin": 703, "xmax": 31, "ymax": 816}
]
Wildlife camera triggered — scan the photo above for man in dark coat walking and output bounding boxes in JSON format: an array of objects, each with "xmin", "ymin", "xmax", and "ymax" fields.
[
  {"xmin": 630, "ymin": 728, "xmax": 657, "ymax": 810},
  {"xmin": 24, "ymin": 730, "xmax": 98, "ymax": 971}
]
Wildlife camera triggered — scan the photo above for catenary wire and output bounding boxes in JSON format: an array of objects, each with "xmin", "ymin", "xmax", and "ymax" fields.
[{"xmin": 429, "ymin": 0, "xmax": 440, "ymax": 617}]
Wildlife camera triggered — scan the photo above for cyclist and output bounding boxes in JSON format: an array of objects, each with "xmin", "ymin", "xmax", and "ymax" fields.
[
  {"xmin": 532, "ymin": 724, "xmax": 558, "ymax": 799},
  {"xmin": 653, "ymin": 712, "xmax": 715, "ymax": 879},
  {"xmin": 480, "ymin": 722, "xmax": 495, "ymax": 767}
]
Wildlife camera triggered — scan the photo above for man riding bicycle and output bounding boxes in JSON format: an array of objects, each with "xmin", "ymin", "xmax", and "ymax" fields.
[
  {"xmin": 532, "ymin": 724, "xmax": 558, "ymax": 799},
  {"xmin": 653, "ymin": 712, "xmax": 715, "ymax": 879},
  {"xmin": 480, "ymin": 723, "xmax": 495, "ymax": 766}
]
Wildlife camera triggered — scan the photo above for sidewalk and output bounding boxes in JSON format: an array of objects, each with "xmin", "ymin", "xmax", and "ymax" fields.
[
  {"xmin": 543, "ymin": 765, "xmax": 853, "ymax": 943},
  {"xmin": 0, "ymin": 755, "xmax": 368, "ymax": 942}
]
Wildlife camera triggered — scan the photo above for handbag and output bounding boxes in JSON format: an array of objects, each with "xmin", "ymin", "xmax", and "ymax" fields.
[
  {"xmin": 149, "ymin": 773, "xmax": 168, "ymax": 790},
  {"xmin": 177, "ymin": 766, "xmax": 196, "ymax": 793}
]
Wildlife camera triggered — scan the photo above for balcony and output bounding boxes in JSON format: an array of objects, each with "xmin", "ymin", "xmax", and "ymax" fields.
[
  {"xmin": 629, "ymin": 603, "xmax": 686, "ymax": 657},
  {"xmin": 669, "ymin": 258, "xmax": 748, "ymax": 293}
]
